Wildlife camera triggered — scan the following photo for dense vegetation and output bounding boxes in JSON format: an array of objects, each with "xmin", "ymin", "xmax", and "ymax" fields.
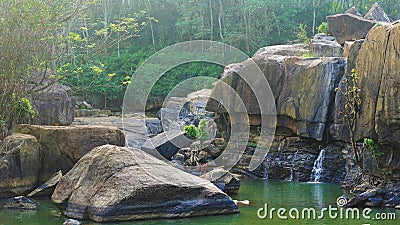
[{"xmin": 1, "ymin": 0, "xmax": 399, "ymax": 139}]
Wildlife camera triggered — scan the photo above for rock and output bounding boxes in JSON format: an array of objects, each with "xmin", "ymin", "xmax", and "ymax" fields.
[
  {"xmin": 365, "ymin": 195, "xmax": 383, "ymax": 207},
  {"xmin": 207, "ymin": 50, "xmax": 345, "ymax": 141},
  {"xmin": 201, "ymin": 168, "xmax": 241, "ymax": 195},
  {"xmin": 310, "ymin": 33, "xmax": 342, "ymax": 57},
  {"xmin": 27, "ymin": 170, "xmax": 63, "ymax": 197},
  {"xmin": 343, "ymin": 41, "xmax": 355, "ymax": 57},
  {"xmin": 255, "ymin": 44, "xmax": 309, "ymax": 56},
  {"xmin": 233, "ymin": 200, "xmax": 250, "ymax": 206},
  {"xmin": 145, "ymin": 118, "xmax": 162, "ymax": 137},
  {"xmin": 346, "ymin": 188, "xmax": 379, "ymax": 207},
  {"xmin": 0, "ymin": 133, "xmax": 41, "ymax": 197},
  {"xmin": 171, "ymin": 153, "xmax": 186, "ymax": 162},
  {"xmin": 141, "ymin": 130, "xmax": 195, "ymax": 160},
  {"xmin": 13, "ymin": 124, "xmax": 125, "ymax": 184},
  {"xmin": 63, "ymin": 219, "xmax": 81, "ymax": 225},
  {"xmin": 344, "ymin": 6, "xmax": 362, "ymax": 17},
  {"xmin": 2, "ymin": 196, "xmax": 37, "ymax": 210},
  {"xmin": 78, "ymin": 101, "xmax": 92, "ymax": 110},
  {"xmin": 30, "ymin": 82, "xmax": 75, "ymax": 126},
  {"xmin": 51, "ymin": 145, "xmax": 238, "ymax": 222},
  {"xmin": 330, "ymin": 39, "xmax": 364, "ymax": 142},
  {"xmin": 364, "ymin": 2, "xmax": 391, "ymax": 22},
  {"xmin": 75, "ymin": 109, "xmax": 100, "ymax": 117},
  {"xmin": 349, "ymin": 23, "xmax": 400, "ymax": 176},
  {"xmin": 73, "ymin": 116, "xmax": 150, "ymax": 149},
  {"xmin": 327, "ymin": 13, "xmax": 376, "ymax": 44}
]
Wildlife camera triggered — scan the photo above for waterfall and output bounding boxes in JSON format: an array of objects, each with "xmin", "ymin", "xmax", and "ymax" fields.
[
  {"xmin": 287, "ymin": 150, "xmax": 299, "ymax": 182},
  {"xmin": 310, "ymin": 148, "xmax": 326, "ymax": 183}
]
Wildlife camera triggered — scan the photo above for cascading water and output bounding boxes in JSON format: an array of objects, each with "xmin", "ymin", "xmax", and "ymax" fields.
[
  {"xmin": 287, "ymin": 150, "xmax": 299, "ymax": 182},
  {"xmin": 310, "ymin": 148, "xmax": 326, "ymax": 183}
]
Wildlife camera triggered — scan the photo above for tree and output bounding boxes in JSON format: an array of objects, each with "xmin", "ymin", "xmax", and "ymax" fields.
[{"xmin": 0, "ymin": 0, "xmax": 83, "ymax": 139}]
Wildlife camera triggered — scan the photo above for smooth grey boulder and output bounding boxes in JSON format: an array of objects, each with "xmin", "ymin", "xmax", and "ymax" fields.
[{"xmin": 51, "ymin": 145, "xmax": 238, "ymax": 222}]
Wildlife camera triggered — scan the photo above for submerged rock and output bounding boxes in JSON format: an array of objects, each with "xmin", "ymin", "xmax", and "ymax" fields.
[
  {"xmin": 63, "ymin": 219, "xmax": 81, "ymax": 225},
  {"xmin": 27, "ymin": 170, "xmax": 63, "ymax": 197},
  {"xmin": 52, "ymin": 145, "xmax": 238, "ymax": 222},
  {"xmin": 2, "ymin": 196, "xmax": 37, "ymax": 210},
  {"xmin": 0, "ymin": 133, "xmax": 41, "ymax": 197}
]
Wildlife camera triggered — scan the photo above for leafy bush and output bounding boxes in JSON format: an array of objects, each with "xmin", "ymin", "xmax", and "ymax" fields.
[
  {"xmin": 317, "ymin": 22, "xmax": 330, "ymax": 35},
  {"xmin": 13, "ymin": 95, "xmax": 36, "ymax": 120},
  {"xmin": 184, "ymin": 124, "xmax": 197, "ymax": 139}
]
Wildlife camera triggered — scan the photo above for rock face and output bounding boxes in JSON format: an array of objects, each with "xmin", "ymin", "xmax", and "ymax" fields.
[
  {"xmin": 352, "ymin": 22, "xmax": 400, "ymax": 176},
  {"xmin": 310, "ymin": 33, "xmax": 342, "ymax": 57},
  {"xmin": 207, "ymin": 47, "xmax": 346, "ymax": 141},
  {"xmin": 51, "ymin": 145, "xmax": 238, "ymax": 222},
  {"xmin": 327, "ymin": 13, "xmax": 376, "ymax": 45},
  {"xmin": 0, "ymin": 133, "xmax": 41, "ymax": 197},
  {"xmin": 13, "ymin": 124, "xmax": 125, "ymax": 184},
  {"xmin": 31, "ymin": 83, "xmax": 75, "ymax": 126}
]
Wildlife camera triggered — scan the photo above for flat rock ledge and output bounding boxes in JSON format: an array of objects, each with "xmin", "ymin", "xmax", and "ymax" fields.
[{"xmin": 51, "ymin": 145, "xmax": 238, "ymax": 222}]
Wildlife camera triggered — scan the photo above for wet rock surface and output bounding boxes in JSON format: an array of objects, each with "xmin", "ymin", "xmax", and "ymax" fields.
[{"xmin": 2, "ymin": 196, "xmax": 37, "ymax": 210}]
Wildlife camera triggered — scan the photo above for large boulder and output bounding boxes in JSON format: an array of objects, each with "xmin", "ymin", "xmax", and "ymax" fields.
[
  {"xmin": 327, "ymin": 13, "xmax": 376, "ymax": 45},
  {"xmin": 51, "ymin": 145, "xmax": 238, "ymax": 222},
  {"xmin": 30, "ymin": 82, "xmax": 75, "ymax": 126},
  {"xmin": 0, "ymin": 133, "xmax": 41, "ymax": 197},
  {"xmin": 13, "ymin": 124, "xmax": 125, "ymax": 183}
]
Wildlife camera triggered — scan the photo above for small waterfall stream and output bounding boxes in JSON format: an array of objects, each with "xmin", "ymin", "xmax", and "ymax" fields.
[
  {"xmin": 310, "ymin": 148, "xmax": 326, "ymax": 183},
  {"xmin": 287, "ymin": 150, "xmax": 299, "ymax": 182}
]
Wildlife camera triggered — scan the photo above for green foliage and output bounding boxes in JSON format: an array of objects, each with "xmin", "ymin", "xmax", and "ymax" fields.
[
  {"xmin": 197, "ymin": 119, "xmax": 210, "ymax": 142},
  {"xmin": 301, "ymin": 52, "xmax": 314, "ymax": 58},
  {"xmin": 13, "ymin": 95, "xmax": 35, "ymax": 120},
  {"xmin": 184, "ymin": 124, "xmax": 197, "ymax": 139},
  {"xmin": 317, "ymin": 22, "xmax": 330, "ymax": 35},
  {"xmin": 296, "ymin": 24, "xmax": 310, "ymax": 44},
  {"xmin": 363, "ymin": 138, "xmax": 384, "ymax": 157}
]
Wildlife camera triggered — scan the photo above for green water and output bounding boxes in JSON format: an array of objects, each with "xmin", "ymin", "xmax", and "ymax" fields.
[{"xmin": 0, "ymin": 179, "xmax": 398, "ymax": 225}]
